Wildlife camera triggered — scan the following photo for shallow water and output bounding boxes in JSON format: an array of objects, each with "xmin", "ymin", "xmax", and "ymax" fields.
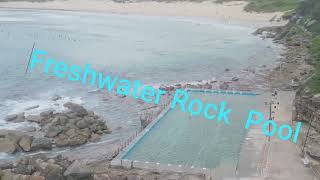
[{"xmin": 0, "ymin": 9, "xmax": 282, "ymax": 160}]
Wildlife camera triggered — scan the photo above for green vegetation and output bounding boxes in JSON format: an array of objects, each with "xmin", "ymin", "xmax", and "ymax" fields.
[
  {"xmin": 296, "ymin": 0, "xmax": 320, "ymax": 36},
  {"xmin": 308, "ymin": 36, "xmax": 320, "ymax": 93},
  {"xmin": 295, "ymin": 0, "xmax": 320, "ymax": 93},
  {"xmin": 244, "ymin": 0, "xmax": 299, "ymax": 12},
  {"xmin": 310, "ymin": 36, "xmax": 320, "ymax": 61},
  {"xmin": 216, "ymin": 0, "xmax": 299, "ymax": 12}
]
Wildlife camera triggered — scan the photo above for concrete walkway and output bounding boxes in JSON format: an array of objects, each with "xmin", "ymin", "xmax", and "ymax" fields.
[{"xmin": 264, "ymin": 91, "xmax": 316, "ymax": 180}]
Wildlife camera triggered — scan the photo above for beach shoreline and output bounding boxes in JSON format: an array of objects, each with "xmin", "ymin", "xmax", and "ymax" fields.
[{"xmin": 0, "ymin": 0, "xmax": 287, "ymax": 26}]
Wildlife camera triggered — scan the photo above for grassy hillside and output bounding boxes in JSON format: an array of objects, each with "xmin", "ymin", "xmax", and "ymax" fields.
[
  {"xmin": 216, "ymin": 0, "xmax": 299, "ymax": 12},
  {"xmin": 296, "ymin": 0, "xmax": 320, "ymax": 93},
  {"xmin": 244, "ymin": 0, "xmax": 299, "ymax": 12},
  {"xmin": 308, "ymin": 37, "xmax": 320, "ymax": 93}
]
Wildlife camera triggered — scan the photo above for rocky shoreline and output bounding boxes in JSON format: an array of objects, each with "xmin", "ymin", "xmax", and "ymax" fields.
[
  {"xmin": 254, "ymin": 25, "xmax": 313, "ymax": 91},
  {"xmin": 1, "ymin": 102, "xmax": 111, "ymax": 155},
  {"xmin": 255, "ymin": 14, "xmax": 320, "ymax": 165},
  {"xmin": 0, "ymin": 153, "xmax": 207, "ymax": 180},
  {"xmin": 294, "ymin": 88, "xmax": 320, "ymax": 160}
]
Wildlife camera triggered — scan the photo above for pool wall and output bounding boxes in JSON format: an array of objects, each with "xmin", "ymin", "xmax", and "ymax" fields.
[{"xmin": 111, "ymin": 89, "xmax": 259, "ymax": 177}]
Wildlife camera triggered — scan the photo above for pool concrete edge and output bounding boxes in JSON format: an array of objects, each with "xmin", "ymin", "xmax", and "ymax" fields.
[{"xmin": 110, "ymin": 88, "xmax": 260, "ymax": 178}]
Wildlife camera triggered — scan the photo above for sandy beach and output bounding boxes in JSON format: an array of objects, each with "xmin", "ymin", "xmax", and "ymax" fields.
[{"xmin": 0, "ymin": 0, "xmax": 286, "ymax": 25}]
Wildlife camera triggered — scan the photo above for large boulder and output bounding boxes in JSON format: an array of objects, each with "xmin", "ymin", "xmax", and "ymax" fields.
[
  {"xmin": 76, "ymin": 120, "xmax": 89, "ymax": 129},
  {"xmin": 4, "ymin": 114, "xmax": 18, "ymax": 121},
  {"xmin": 40, "ymin": 110, "xmax": 55, "ymax": 118},
  {"xmin": 63, "ymin": 102, "xmax": 88, "ymax": 117},
  {"xmin": 51, "ymin": 95, "xmax": 62, "ymax": 101},
  {"xmin": 26, "ymin": 115, "xmax": 43, "ymax": 123},
  {"xmin": 0, "ymin": 160, "xmax": 14, "ymax": 169},
  {"xmin": 24, "ymin": 105, "xmax": 40, "ymax": 111},
  {"xmin": 231, "ymin": 77, "xmax": 239, "ymax": 82},
  {"xmin": 31, "ymin": 138, "xmax": 52, "ymax": 151},
  {"xmin": 1, "ymin": 170, "xmax": 45, "ymax": 180},
  {"xmin": 94, "ymin": 174, "xmax": 112, "ymax": 180},
  {"xmin": 18, "ymin": 135, "xmax": 33, "ymax": 152},
  {"xmin": 54, "ymin": 128, "xmax": 89, "ymax": 147},
  {"xmin": 2, "ymin": 103, "xmax": 110, "ymax": 150},
  {"xmin": 64, "ymin": 160, "xmax": 93, "ymax": 180},
  {"xmin": 89, "ymin": 133, "xmax": 101, "ymax": 143},
  {"xmin": 46, "ymin": 126, "xmax": 64, "ymax": 138},
  {"xmin": 40, "ymin": 162, "xmax": 65, "ymax": 180},
  {"xmin": 4, "ymin": 113, "xmax": 25, "ymax": 123},
  {"xmin": 0, "ymin": 138, "xmax": 17, "ymax": 154},
  {"xmin": 5, "ymin": 132, "xmax": 23, "ymax": 144},
  {"xmin": 12, "ymin": 163, "xmax": 35, "ymax": 175}
]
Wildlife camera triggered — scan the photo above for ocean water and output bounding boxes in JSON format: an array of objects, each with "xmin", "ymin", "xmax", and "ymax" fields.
[{"xmin": 0, "ymin": 9, "xmax": 282, "ymax": 160}]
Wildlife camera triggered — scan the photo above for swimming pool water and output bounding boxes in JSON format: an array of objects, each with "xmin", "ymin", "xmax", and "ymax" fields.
[{"xmin": 123, "ymin": 91, "xmax": 261, "ymax": 169}]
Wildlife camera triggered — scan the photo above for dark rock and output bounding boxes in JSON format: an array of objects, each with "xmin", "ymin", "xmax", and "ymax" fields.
[
  {"xmin": 51, "ymin": 95, "xmax": 62, "ymax": 101},
  {"xmin": 40, "ymin": 110, "xmax": 55, "ymax": 118},
  {"xmin": 83, "ymin": 116, "xmax": 95, "ymax": 125},
  {"xmin": 203, "ymin": 83, "xmax": 212, "ymax": 89},
  {"xmin": 12, "ymin": 164, "xmax": 35, "ymax": 175},
  {"xmin": 115, "ymin": 126, "xmax": 122, "ymax": 130},
  {"xmin": 21, "ymin": 126, "xmax": 37, "ymax": 132},
  {"xmin": 219, "ymin": 82, "xmax": 229, "ymax": 90},
  {"xmin": 51, "ymin": 117, "xmax": 61, "ymax": 126},
  {"xmin": 18, "ymin": 135, "xmax": 33, "ymax": 152},
  {"xmin": 54, "ymin": 155, "xmax": 73, "ymax": 170},
  {"xmin": 43, "ymin": 163, "xmax": 65, "ymax": 180},
  {"xmin": 66, "ymin": 112, "xmax": 78, "ymax": 119},
  {"xmin": 46, "ymin": 126, "xmax": 64, "ymax": 138},
  {"xmin": 76, "ymin": 120, "xmax": 88, "ymax": 129},
  {"xmin": 66, "ymin": 172, "xmax": 94, "ymax": 180},
  {"xmin": 307, "ymin": 141, "xmax": 320, "ymax": 160},
  {"xmin": 55, "ymin": 129, "xmax": 89, "ymax": 147},
  {"xmin": 289, "ymin": 41, "xmax": 301, "ymax": 46},
  {"xmin": 4, "ymin": 114, "xmax": 18, "ymax": 121},
  {"xmin": 0, "ymin": 138, "xmax": 17, "ymax": 154},
  {"xmin": 0, "ymin": 160, "xmax": 14, "ymax": 169},
  {"xmin": 63, "ymin": 102, "xmax": 88, "ymax": 117},
  {"xmin": 31, "ymin": 138, "xmax": 52, "ymax": 151},
  {"xmin": 5, "ymin": 113, "xmax": 25, "ymax": 123},
  {"xmin": 89, "ymin": 124, "xmax": 101, "ymax": 132},
  {"xmin": 26, "ymin": 115, "xmax": 43, "ymax": 123},
  {"xmin": 231, "ymin": 77, "xmax": 239, "ymax": 82},
  {"xmin": 64, "ymin": 160, "xmax": 93, "ymax": 180},
  {"xmin": 94, "ymin": 174, "xmax": 112, "ymax": 180},
  {"xmin": 1, "ymin": 171, "xmax": 46, "ymax": 180},
  {"xmin": 25, "ymin": 105, "xmax": 40, "ymax": 111},
  {"xmin": 5, "ymin": 132, "xmax": 23, "ymax": 144},
  {"xmin": 89, "ymin": 133, "xmax": 101, "ymax": 142},
  {"xmin": 57, "ymin": 115, "xmax": 68, "ymax": 125}
]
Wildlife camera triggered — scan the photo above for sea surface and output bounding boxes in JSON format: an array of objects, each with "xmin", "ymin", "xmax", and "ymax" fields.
[{"xmin": 0, "ymin": 9, "xmax": 283, "ymax": 160}]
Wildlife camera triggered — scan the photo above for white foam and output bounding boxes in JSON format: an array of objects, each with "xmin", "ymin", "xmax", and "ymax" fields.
[
  {"xmin": 0, "ymin": 96, "xmax": 84, "ymax": 130},
  {"xmin": 0, "ymin": 17, "xmax": 33, "ymax": 22},
  {"xmin": 0, "ymin": 152, "xmax": 9, "ymax": 160}
]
